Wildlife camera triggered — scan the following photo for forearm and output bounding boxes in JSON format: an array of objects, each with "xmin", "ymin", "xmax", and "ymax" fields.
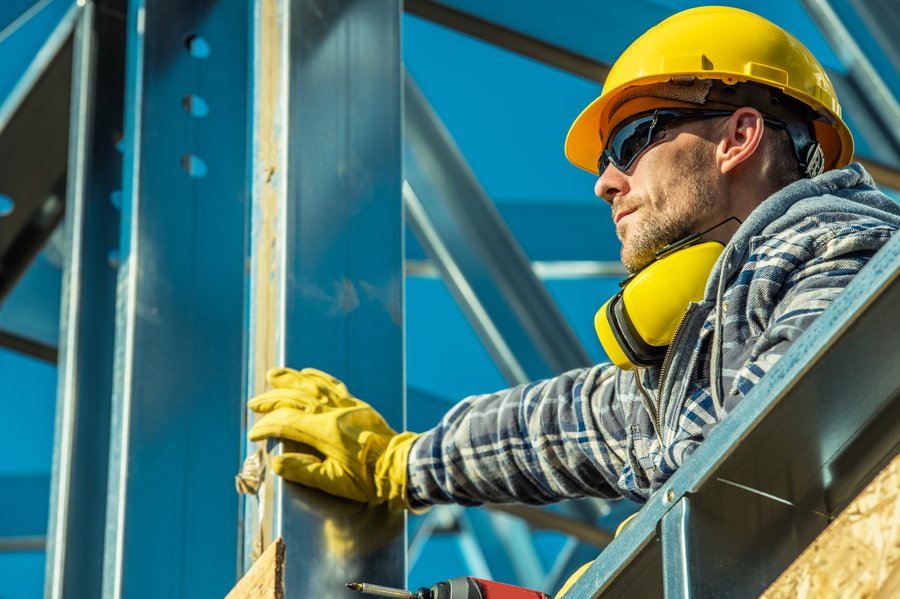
[{"xmin": 406, "ymin": 364, "xmax": 628, "ymax": 508}]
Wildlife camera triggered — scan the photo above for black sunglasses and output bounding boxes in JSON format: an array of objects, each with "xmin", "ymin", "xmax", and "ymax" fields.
[{"xmin": 598, "ymin": 109, "xmax": 737, "ymax": 175}]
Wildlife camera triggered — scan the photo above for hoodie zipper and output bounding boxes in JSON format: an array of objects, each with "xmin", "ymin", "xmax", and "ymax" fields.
[
  {"xmin": 634, "ymin": 374, "xmax": 661, "ymax": 441},
  {"xmin": 652, "ymin": 244, "xmax": 731, "ymax": 440},
  {"xmin": 653, "ymin": 308, "xmax": 692, "ymax": 438}
]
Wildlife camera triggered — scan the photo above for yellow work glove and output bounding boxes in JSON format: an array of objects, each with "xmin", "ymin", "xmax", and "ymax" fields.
[
  {"xmin": 556, "ymin": 513, "xmax": 638, "ymax": 596},
  {"xmin": 248, "ymin": 367, "xmax": 419, "ymax": 511},
  {"xmin": 556, "ymin": 560, "xmax": 594, "ymax": 598}
]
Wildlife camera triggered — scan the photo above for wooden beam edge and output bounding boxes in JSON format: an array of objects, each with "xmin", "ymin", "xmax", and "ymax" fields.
[{"xmin": 226, "ymin": 536, "xmax": 285, "ymax": 599}]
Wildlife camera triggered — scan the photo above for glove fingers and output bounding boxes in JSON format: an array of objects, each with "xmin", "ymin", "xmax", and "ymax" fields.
[
  {"xmin": 247, "ymin": 389, "xmax": 323, "ymax": 414},
  {"xmin": 249, "ymin": 408, "xmax": 318, "ymax": 444},
  {"xmin": 271, "ymin": 453, "xmax": 370, "ymax": 503},
  {"xmin": 267, "ymin": 367, "xmax": 356, "ymax": 407},
  {"xmin": 297, "ymin": 368, "xmax": 350, "ymax": 396},
  {"xmin": 266, "ymin": 368, "xmax": 326, "ymax": 395}
]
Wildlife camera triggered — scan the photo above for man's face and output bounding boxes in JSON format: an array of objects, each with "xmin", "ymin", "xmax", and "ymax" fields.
[{"xmin": 594, "ymin": 111, "xmax": 725, "ymax": 273}]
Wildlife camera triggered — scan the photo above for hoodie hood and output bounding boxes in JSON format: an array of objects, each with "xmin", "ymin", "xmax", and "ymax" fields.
[{"xmin": 706, "ymin": 163, "xmax": 900, "ymax": 297}]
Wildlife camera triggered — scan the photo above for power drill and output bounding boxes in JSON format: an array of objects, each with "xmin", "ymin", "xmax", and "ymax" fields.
[{"xmin": 346, "ymin": 577, "xmax": 550, "ymax": 598}]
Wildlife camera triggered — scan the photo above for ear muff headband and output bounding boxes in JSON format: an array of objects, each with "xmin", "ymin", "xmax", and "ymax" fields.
[{"xmin": 595, "ymin": 241, "xmax": 724, "ymax": 370}]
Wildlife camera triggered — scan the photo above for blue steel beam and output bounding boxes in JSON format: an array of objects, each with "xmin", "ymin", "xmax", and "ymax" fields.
[
  {"xmin": 403, "ymin": 49, "xmax": 611, "ymax": 592},
  {"xmin": 0, "ymin": 0, "xmax": 75, "ymax": 302},
  {"xmin": 404, "ymin": 74, "xmax": 617, "ymax": 594},
  {"xmin": 800, "ymin": 0, "xmax": 900, "ymax": 153},
  {"xmin": 242, "ymin": 0, "xmax": 405, "ymax": 596},
  {"xmin": 0, "ymin": 0, "xmax": 53, "ymax": 37},
  {"xmin": 850, "ymin": 0, "xmax": 900, "ymax": 77},
  {"xmin": 0, "ymin": 0, "xmax": 75, "ymax": 109},
  {"xmin": 564, "ymin": 229, "xmax": 900, "ymax": 597},
  {"xmin": 45, "ymin": 3, "xmax": 123, "ymax": 598},
  {"xmin": 403, "ymin": 0, "xmax": 608, "ymax": 82},
  {"xmin": 455, "ymin": 507, "xmax": 520, "ymax": 584},
  {"xmin": 102, "ymin": 0, "xmax": 248, "ymax": 596},
  {"xmin": 404, "ymin": 78, "xmax": 592, "ymax": 384}
]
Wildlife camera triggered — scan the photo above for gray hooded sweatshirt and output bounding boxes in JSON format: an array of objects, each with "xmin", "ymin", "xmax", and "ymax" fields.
[{"xmin": 408, "ymin": 164, "xmax": 900, "ymax": 506}]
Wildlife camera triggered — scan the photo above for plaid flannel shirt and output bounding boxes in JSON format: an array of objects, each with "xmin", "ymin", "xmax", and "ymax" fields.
[{"xmin": 407, "ymin": 164, "xmax": 900, "ymax": 508}]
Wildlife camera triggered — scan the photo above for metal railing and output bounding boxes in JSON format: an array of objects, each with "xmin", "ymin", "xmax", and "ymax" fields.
[{"xmin": 564, "ymin": 229, "xmax": 900, "ymax": 598}]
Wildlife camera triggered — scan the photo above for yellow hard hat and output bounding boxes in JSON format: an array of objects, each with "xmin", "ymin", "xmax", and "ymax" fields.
[{"xmin": 565, "ymin": 6, "xmax": 854, "ymax": 175}]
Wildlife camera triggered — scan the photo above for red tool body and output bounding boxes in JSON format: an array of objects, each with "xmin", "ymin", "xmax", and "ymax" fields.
[
  {"xmin": 432, "ymin": 576, "xmax": 550, "ymax": 598},
  {"xmin": 347, "ymin": 576, "xmax": 550, "ymax": 598}
]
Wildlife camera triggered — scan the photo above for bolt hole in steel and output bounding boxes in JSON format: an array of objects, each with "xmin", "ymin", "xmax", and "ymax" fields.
[
  {"xmin": 666, "ymin": 490, "xmax": 675, "ymax": 502},
  {"xmin": 0, "ymin": 194, "xmax": 14, "ymax": 217},
  {"xmin": 182, "ymin": 94, "xmax": 209, "ymax": 118},
  {"xmin": 184, "ymin": 34, "xmax": 211, "ymax": 59},
  {"xmin": 182, "ymin": 154, "xmax": 208, "ymax": 178}
]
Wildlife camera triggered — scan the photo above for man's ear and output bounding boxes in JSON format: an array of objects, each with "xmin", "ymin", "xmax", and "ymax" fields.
[{"xmin": 717, "ymin": 107, "xmax": 765, "ymax": 174}]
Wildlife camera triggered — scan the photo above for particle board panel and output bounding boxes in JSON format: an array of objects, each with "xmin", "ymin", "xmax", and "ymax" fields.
[{"xmin": 762, "ymin": 452, "xmax": 900, "ymax": 599}]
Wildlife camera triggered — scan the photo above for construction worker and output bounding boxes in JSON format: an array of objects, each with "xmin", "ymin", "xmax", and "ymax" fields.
[{"xmin": 247, "ymin": 3, "xmax": 900, "ymax": 586}]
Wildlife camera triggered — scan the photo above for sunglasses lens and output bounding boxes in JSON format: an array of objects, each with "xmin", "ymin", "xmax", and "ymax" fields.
[
  {"xmin": 606, "ymin": 115, "xmax": 657, "ymax": 173},
  {"xmin": 597, "ymin": 110, "xmax": 736, "ymax": 175},
  {"xmin": 597, "ymin": 153, "xmax": 611, "ymax": 175}
]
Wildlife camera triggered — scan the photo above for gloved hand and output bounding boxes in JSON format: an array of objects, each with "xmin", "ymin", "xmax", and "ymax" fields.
[
  {"xmin": 556, "ymin": 560, "xmax": 594, "ymax": 598},
  {"xmin": 555, "ymin": 512, "xmax": 639, "ymax": 597},
  {"xmin": 248, "ymin": 367, "xmax": 419, "ymax": 511}
]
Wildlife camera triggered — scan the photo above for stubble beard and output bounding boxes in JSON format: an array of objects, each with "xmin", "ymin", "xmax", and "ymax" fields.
[{"xmin": 619, "ymin": 142, "xmax": 719, "ymax": 273}]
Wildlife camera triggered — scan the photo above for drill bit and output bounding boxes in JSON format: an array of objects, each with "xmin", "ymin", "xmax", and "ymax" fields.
[{"xmin": 345, "ymin": 581, "xmax": 416, "ymax": 598}]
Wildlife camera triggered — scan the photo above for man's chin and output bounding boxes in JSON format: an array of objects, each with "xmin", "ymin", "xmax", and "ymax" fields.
[
  {"xmin": 620, "ymin": 248, "xmax": 656, "ymax": 273},
  {"xmin": 621, "ymin": 234, "xmax": 680, "ymax": 272}
]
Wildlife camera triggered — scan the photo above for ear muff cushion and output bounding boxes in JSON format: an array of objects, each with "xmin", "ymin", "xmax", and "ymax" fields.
[
  {"xmin": 595, "ymin": 295, "xmax": 634, "ymax": 370},
  {"xmin": 611, "ymin": 293, "xmax": 670, "ymax": 367}
]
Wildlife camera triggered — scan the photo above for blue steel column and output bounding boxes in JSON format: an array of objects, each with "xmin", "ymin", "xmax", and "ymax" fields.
[
  {"xmin": 102, "ymin": 0, "xmax": 249, "ymax": 596},
  {"xmin": 243, "ymin": 0, "xmax": 404, "ymax": 595},
  {"xmin": 45, "ymin": 3, "xmax": 123, "ymax": 598}
]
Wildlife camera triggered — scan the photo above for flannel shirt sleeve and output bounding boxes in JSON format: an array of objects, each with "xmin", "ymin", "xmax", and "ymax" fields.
[
  {"xmin": 724, "ymin": 219, "xmax": 897, "ymax": 410},
  {"xmin": 405, "ymin": 363, "xmax": 632, "ymax": 508}
]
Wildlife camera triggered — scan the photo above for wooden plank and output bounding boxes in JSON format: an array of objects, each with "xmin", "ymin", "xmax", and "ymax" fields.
[
  {"xmin": 762, "ymin": 452, "xmax": 900, "ymax": 598},
  {"xmin": 244, "ymin": 0, "xmax": 286, "ymax": 566},
  {"xmin": 226, "ymin": 537, "xmax": 285, "ymax": 599}
]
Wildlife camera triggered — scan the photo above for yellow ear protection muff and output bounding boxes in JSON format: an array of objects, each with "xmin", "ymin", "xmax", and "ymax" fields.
[{"xmin": 595, "ymin": 219, "xmax": 739, "ymax": 370}]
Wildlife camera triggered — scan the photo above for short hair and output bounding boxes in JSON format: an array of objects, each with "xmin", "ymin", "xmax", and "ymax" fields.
[
  {"xmin": 696, "ymin": 110, "xmax": 803, "ymax": 189},
  {"xmin": 764, "ymin": 126, "xmax": 803, "ymax": 189}
]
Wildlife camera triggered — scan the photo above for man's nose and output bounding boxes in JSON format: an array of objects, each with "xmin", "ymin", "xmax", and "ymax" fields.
[{"xmin": 595, "ymin": 165, "xmax": 630, "ymax": 204}]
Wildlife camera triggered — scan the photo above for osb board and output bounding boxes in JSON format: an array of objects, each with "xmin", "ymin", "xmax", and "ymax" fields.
[
  {"xmin": 762, "ymin": 452, "xmax": 900, "ymax": 599},
  {"xmin": 225, "ymin": 537, "xmax": 285, "ymax": 599}
]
